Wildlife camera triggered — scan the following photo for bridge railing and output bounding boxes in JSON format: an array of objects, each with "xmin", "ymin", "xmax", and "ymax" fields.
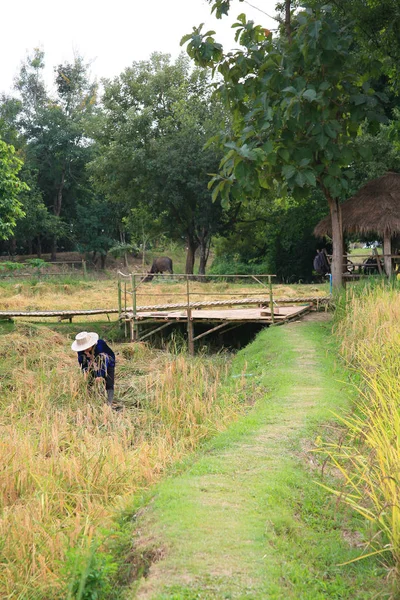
[{"xmin": 117, "ymin": 272, "xmax": 277, "ymax": 351}]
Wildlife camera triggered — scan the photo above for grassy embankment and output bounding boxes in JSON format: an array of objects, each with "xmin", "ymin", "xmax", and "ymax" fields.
[{"xmin": 122, "ymin": 316, "xmax": 390, "ymax": 599}]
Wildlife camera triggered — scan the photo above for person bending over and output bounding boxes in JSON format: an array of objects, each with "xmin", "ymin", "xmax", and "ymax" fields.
[{"xmin": 71, "ymin": 331, "xmax": 116, "ymax": 405}]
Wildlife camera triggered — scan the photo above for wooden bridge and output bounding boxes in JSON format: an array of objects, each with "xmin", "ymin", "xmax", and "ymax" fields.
[{"xmin": 118, "ymin": 272, "xmax": 330, "ymax": 353}]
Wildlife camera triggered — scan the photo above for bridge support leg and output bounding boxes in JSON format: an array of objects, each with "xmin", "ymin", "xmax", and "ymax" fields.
[{"xmin": 187, "ymin": 309, "xmax": 194, "ymax": 355}]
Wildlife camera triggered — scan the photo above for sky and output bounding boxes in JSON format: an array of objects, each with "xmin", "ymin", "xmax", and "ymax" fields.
[{"xmin": 0, "ymin": 0, "xmax": 279, "ymax": 95}]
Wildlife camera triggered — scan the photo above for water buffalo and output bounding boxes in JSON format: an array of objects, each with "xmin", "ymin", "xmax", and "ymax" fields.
[{"xmin": 142, "ymin": 257, "xmax": 173, "ymax": 282}]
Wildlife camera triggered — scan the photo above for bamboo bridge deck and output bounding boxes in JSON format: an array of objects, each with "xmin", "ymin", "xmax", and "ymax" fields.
[
  {"xmin": 124, "ymin": 304, "xmax": 312, "ymax": 324},
  {"xmin": 121, "ymin": 296, "xmax": 329, "ymax": 352}
]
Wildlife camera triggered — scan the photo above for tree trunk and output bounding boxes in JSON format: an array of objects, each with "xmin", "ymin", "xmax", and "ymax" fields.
[
  {"xmin": 185, "ymin": 235, "xmax": 199, "ymax": 274},
  {"xmin": 50, "ymin": 238, "xmax": 57, "ymax": 261},
  {"xmin": 198, "ymin": 233, "xmax": 211, "ymax": 275},
  {"xmin": 327, "ymin": 194, "xmax": 344, "ymax": 289},
  {"xmin": 285, "ymin": 0, "xmax": 291, "ymax": 42},
  {"xmin": 100, "ymin": 254, "xmax": 107, "ymax": 269},
  {"xmin": 51, "ymin": 167, "xmax": 66, "ymax": 261},
  {"xmin": 8, "ymin": 238, "xmax": 17, "ymax": 258},
  {"xmin": 383, "ymin": 230, "xmax": 392, "ymax": 277},
  {"xmin": 36, "ymin": 237, "xmax": 42, "ymax": 258}
]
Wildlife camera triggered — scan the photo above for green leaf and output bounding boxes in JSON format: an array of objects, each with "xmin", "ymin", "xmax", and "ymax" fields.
[
  {"xmin": 351, "ymin": 94, "xmax": 367, "ymax": 106},
  {"xmin": 278, "ymin": 148, "xmax": 290, "ymax": 162},
  {"xmin": 303, "ymin": 170, "xmax": 316, "ymax": 186},
  {"xmin": 319, "ymin": 82, "xmax": 330, "ymax": 91},
  {"xmin": 324, "ymin": 123, "xmax": 337, "ymax": 139},
  {"xmin": 258, "ymin": 171, "xmax": 271, "ymax": 189},
  {"xmin": 262, "ymin": 141, "xmax": 273, "ymax": 154},
  {"xmin": 358, "ymin": 145, "xmax": 372, "ymax": 160},
  {"xmin": 295, "ymin": 171, "xmax": 305, "ymax": 187},
  {"xmin": 303, "ymin": 88, "xmax": 317, "ymax": 102},
  {"xmin": 282, "ymin": 164, "xmax": 297, "ymax": 180}
]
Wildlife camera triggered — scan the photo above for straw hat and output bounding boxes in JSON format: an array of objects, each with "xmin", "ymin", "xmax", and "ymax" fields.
[{"xmin": 71, "ymin": 331, "xmax": 99, "ymax": 352}]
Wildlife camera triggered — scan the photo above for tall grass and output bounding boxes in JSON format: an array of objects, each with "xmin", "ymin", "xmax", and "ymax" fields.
[
  {"xmin": 0, "ymin": 324, "xmax": 247, "ymax": 598},
  {"xmin": 324, "ymin": 280, "xmax": 400, "ymax": 578}
]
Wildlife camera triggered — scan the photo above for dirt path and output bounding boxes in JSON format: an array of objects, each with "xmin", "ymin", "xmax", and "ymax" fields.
[{"xmin": 128, "ymin": 318, "xmax": 385, "ymax": 599}]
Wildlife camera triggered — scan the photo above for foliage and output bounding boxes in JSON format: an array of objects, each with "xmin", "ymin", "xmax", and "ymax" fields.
[
  {"xmin": 184, "ymin": 4, "xmax": 384, "ymax": 202},
  {"xmin": 65, "ymin": 545, "xmax": 118, "ymax": 600},
  {"xmin": 0, "ymin": 260, "xmax": 25, "ymax": 272},
  {"xmin": 349, "ymin": 125, "xmax": 400, "ymax": 194},
  {"xmin": 25, "ymin": 257, "xmax": 49, "ymax": 272},
  {"xmin": 264, "ymin": 194, "xmax": 328, "ymax": 282},
  {"xmin": 74, "ymin": 196, "xmax": 119, "ymax": 268},
  {"xmin": 209, "ymin": 257, "xmax": 270, "ymax": 275},
  {"xmin": 90, "ymin": 53, "xmax": 228, "ymax": 274},
  {"xmin": 309, "ymin": 0, "xmax": 400, "ymax": 89},
  {"xmin": 182, "ymin": 2, "xmax": 387, "ymax": 286},
  {"xmin": 213, "ymin": 190, "xmax": 327, "ymax": 281},
  {"xmin": 0, "ymin": 140, "xmax": 27, "ymax": 239},
  {"xmin": 6, "ymin": 50, "xmax": 98, "ymax": 258}
]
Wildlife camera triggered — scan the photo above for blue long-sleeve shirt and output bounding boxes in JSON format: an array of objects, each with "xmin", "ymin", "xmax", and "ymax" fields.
[{"xmin": 77, "ymin": 339, "xmax": 115, "ymax": 379}]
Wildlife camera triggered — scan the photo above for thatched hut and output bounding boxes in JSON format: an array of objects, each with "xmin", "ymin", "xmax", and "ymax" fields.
[{"xmin": 314, "ymin": 172, "xmax": 400, "ymax": 276}]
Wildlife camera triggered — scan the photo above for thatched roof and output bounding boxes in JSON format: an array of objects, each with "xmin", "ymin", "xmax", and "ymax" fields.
[{"xmin": 314, "ymin": 172, "xmax": 400, "ymax": 238}]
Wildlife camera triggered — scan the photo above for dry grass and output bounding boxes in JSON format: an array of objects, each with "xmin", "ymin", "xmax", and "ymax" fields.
[
  {"xmin": 0, "ymin": 277, "xmax": 327, "ymax": 315},
  {"xmin": 0, "ymin": 322, "xmax": 248, "ymax": 598},
  {"xmin": 322, "ymin": 282, "xmax": 400, "ymax": 578}
]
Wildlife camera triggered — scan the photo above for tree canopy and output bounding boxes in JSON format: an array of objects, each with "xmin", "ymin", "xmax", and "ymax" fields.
[
  {"xmin": 182, "ymin": 1, "xmax": 387, "ymax": 286},
  {"xmin": 0, "ymin": 140, "xmax": 27, "ymax": 240},
  {"xmin": 90, "ymin": 53, "xmax": 229, "ymax": 273}
]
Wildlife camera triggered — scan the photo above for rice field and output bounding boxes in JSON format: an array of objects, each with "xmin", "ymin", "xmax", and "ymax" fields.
[
  {"xmin": 0, "ymin": 317, "xmax": 254, "ymax": 598},
  {"xmin": 0, "ymin": 275, "xmax": 328, "ymax": 597},
  {"xmin": 324, "ymin": 280, "xmax": 400, "ymax": 580},
  {"xmin": 0, "ymin": 276, "xmax": 329, "ymax": 316}
]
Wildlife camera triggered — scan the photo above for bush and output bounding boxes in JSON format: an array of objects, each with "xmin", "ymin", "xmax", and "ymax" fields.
[{"xmin": 209, "ymin": 258, "xmax": 271, "ymax": 276}]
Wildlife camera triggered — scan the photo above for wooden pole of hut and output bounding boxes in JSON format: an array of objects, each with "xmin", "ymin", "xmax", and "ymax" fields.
[{"xmin": 383, "ymin": 230, "xmax": 392, "ymax": 277}]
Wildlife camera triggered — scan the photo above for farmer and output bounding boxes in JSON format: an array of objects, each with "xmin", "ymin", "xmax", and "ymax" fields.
[{"xmin": 71, "ymin": 331, "xmax": 116, "ymax": 405}]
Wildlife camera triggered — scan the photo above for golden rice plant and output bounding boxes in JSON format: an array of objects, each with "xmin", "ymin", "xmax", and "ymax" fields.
[
  {"xmin": 322, "ymin": 282, "xmax": 400, "ymax": 576},
  {"xmin": 0, "ymin": 323, "xmax": 246, "ymax": 598}
]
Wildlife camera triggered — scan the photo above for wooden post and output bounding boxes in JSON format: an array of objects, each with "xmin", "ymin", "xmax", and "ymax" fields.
[
  {"xmin": 131, "ymin": 274, "xmax": 138, "ymax": 341},
  {"xmin": 82, "ymin": 259, "xmax": 87, "ymax": 278},
  {"xmin": 186, "ymin": 275, "xmax": 194, "ymax": 355},
  {"xmin": 129, "ymin": 319, "xmax": 134, "ymax": 343},
  {"xmin": 383, "ymin": 231, "xmax": 392, "ymax": 277},
  {"xmin": 373, "ymin": 247, "xmax": 383, "ymax": 275},
  {"xmin": 269, "ymin": 275, "xmax": 275, "ymax": 324},
  {"xmin": 117, "ymin": 279, "xmax": 122, "ymax": 316}
]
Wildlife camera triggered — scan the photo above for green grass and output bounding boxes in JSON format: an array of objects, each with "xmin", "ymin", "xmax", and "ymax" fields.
[{"xmin": 122, "ymin": 320, "xmax": 390, "ymax": 599}]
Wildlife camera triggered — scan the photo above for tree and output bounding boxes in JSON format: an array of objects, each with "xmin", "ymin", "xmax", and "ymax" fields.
[
  {"xmin": 182, "ymin": 2, "xmax": 386, "ymax": 287},
  {"xmin": 213, "ymin": 190, "xmax": 327, "ymax": 281},
  {"xmin": 0, "ymin": 140, "xmax": 28, "ymax": 240},
  {"xmin": 90, "ymin": 54, "xmax": 228, "ymax": 274},
  {"xmin": 310, "ymin": 0, "xmax": 400, "ymax": 89},
  {"xmin": 74, "ymin": 196, "xmax": 118, "ymax": 269},
  {"xmin": 14, "ymin": 52, "xmax": 97, "ymax": 259}
]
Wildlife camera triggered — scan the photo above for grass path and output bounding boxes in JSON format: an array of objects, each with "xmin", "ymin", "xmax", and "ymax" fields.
[{"xmin": 127, "ymin": 318, "xmax": 387, "ymax": 599}]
